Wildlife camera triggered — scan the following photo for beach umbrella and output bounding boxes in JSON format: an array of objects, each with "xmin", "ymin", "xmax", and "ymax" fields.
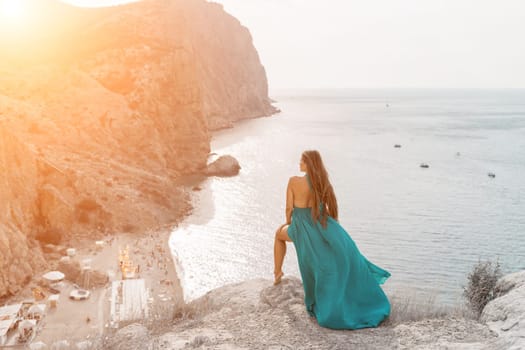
[
  {"xmin": 69, "ymin": 289, "xmax": 90, "ymax": 301},
  {"xmin": 42, "ymin": 271, "xmax": 65, "ymax": 282},
  {"xmin": 28, "ymin": 304, "xmax": 45, "ymax": 319}
]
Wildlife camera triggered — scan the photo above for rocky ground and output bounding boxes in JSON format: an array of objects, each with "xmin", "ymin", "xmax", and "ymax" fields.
[
  {"xmin": 481, "ymin": 270, "xmax": 525, "ymax": 350},
  {"xmin": 98, "ymin": 271, "xmax": 525, "ymax": 350}
]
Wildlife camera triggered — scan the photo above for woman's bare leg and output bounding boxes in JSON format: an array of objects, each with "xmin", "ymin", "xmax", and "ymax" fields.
[{"xmin": 274, "ymin": 224, "xmax": 292, "ymax": 285}]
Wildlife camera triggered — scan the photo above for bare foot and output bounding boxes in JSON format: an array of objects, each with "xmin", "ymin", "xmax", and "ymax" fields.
[{"xmin": 274, "ymin": 271, "xmax": 284, "ymax": 285}]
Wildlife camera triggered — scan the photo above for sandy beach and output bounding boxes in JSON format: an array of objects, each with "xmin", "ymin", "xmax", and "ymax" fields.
[{"xmin": 4, "ymin": 225, "xmax": 184, "ymax": 347}]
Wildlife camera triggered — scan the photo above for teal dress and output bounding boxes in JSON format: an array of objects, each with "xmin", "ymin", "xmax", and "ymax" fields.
[{"xmin": 287, "ymin": 205, "xmax": 391, "ymax": 330}]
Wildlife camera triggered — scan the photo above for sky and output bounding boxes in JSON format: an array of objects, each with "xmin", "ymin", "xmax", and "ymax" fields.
[{"xmin": 64, "ymin": 0, "xmax": 525, "ymax": 89}]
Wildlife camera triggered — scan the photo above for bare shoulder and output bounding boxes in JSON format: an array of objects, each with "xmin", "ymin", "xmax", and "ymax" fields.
[
  {"xmin": 288, "ymin": 176, "xmax": 302, "ymax": 183},
  {"xmin": 288, "ymin": 176, "xmax": 306, "ymax": 187}
]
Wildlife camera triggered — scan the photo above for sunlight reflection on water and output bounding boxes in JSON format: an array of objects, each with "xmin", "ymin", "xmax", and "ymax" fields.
[{"xmin": 170, "ymin": 89, "xmax": 525, "ymax": 305}]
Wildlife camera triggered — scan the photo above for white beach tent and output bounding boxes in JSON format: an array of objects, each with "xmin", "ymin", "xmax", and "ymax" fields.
[
  {"xmin": 42, "ymin": 271, "xmax": 65, "ymax": 283},
  {"xmin": 27, "ymin": 304, "xmax": 46, "ymax": 319}
]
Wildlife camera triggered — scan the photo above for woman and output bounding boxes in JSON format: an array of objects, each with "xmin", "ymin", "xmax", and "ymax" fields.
[{"xmin": 273, "ymin": 150, "xmax": 391, "ymax": 330}]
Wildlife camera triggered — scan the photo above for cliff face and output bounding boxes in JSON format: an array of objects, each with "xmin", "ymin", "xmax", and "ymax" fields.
[
  {"xmin": 0, "ymin": 0, "xmax": 276, "ymax": 298},
  {"xmin": 0, "ymin": 119, "xmax": 47, "ymax": 296},
  {"xmin": 184, "ymin": 1, "xmax": 277, "ymax": 129}
]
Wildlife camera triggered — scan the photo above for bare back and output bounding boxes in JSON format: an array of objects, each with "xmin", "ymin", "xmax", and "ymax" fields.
[
  {"xmin": 291, "ymin": 176, "xmax": 313, "ymax": 208},
  {"xmin": 285, "ymin": 176, "xmax": 313, "ymax": 224}
]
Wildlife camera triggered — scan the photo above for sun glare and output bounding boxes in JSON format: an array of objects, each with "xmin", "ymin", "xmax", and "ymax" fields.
[{"xmin": 1, "ymin": 0, "xmax": 25, "ymax": 21}]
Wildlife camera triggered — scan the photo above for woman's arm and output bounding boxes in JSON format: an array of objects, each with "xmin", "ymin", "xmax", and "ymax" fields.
[{"xmin": 285, "ymin": 177, "xmax": 294, "ymax": 224}]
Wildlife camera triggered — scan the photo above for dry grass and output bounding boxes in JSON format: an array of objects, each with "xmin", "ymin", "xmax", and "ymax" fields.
[
  {"xmin": 384, "ymin": 292, "xmax": 445, "ymax": 325},
  {"xmin": 172, "ymin": 295, "xmax": 214, "ymax": 325},
  {"xmin": 140, "ymin": 298, "xmax": 181, "ymax": 335},
  {"xmin": 463, "ymin": 259, "xmax": 502, "ymax": 318},
  {"xmin": 384, "ymin": 260, "xmax": 503, "ymax": 326},
  {"xmin": 187, "ymin": 335, "xmax": 212, "ymax": 348},
  {"xmin": 383, "ymin": 289, "xmax": 473, "ymax": 326},
  {"xmin": 89, "ymin": 296, "xmax": 215, "ymax": 350}
]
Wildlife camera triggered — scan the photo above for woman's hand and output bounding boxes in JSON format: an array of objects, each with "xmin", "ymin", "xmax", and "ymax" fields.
[{"xmin": 286, "ymin": 177, "xmax": 294, "ymax": 224}]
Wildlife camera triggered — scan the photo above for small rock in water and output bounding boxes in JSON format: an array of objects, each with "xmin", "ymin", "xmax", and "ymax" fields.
[
  {"xmin": 488, "ymin": 172, "xmax": 496, "ymax": 178},
  {"xmin": 205, "ymin": 155, "xmax": 241, "ymax": 177}
]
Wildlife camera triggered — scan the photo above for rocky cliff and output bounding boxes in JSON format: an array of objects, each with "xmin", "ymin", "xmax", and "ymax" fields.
[
  {"xmin": 98, "ymin": 271, "xmax": 525, "ymax": 349},
  {"xmin": 183, "ymin": 1, "xmax": 277, "ymax": 129},
  {"xmin": 0, "ymin": 0, "xmax": 276, "ymax": 298},
  {"xmin": 104, "ymin": 277, "xmax": 500, "ymax": 350},
  {"xmin": 481, "ymin": 270, "xmax": 525, "ymax": 349}
]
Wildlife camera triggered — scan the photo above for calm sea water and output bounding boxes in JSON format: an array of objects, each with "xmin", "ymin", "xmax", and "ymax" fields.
[{"xmin": 170, "ymin": 89, "xmax": 525, "ymax": 305}]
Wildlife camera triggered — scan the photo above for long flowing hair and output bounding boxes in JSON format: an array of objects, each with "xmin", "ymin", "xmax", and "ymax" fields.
[{"xmin": 302, "ymin": 150, "xmax": 338, "ymax": 227}]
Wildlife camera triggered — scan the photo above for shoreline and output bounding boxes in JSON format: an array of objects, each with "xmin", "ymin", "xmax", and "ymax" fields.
[{"xmin": 1, "ymin": 114, "xmax": 277, "ymax": 346}]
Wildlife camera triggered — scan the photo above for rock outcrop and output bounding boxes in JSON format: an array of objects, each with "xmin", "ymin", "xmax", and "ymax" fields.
[
  {"xmin": 0, "ymin": 125, "xmax": 48, "ymax": 297},
  {"xmin": 481, "ymin": 270, "xmax": 525, "ymax": 349},
  {"xmin": 106, "ymin": 277, "xmax": 496, "ymax": 349},
  {"xmin": 183, "ymin": 1, "xmax": 278, "ymax": 130},
  {"xmin": 0, "ymin": 0, "xmax": 276, "ymax": 298},
  {"xmin": 205, "ymin": 155, "xmax": 241, "ymax": 177}
]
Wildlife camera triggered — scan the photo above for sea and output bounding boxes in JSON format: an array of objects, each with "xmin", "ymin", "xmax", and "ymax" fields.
[{"xmin": 169, "ymin": 88, "xmax": 525, "ymax": 306}]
